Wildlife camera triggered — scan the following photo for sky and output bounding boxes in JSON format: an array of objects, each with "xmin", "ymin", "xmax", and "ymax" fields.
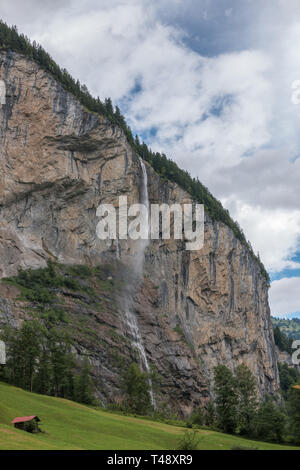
[{"xmin": 0, "ymin": 0, "xmax": 300, "ymax": 318}]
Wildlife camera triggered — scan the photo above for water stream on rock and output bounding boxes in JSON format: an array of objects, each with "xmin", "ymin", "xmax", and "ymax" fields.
[{"xmin": 123, "ymin": 158, "xmax": 156, "ymax": 408}]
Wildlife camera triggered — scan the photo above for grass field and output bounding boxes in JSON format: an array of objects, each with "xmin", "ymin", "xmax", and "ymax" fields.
[{"xmin": 0, "ymin": 381, "xmax": 299, "ymax": 450}]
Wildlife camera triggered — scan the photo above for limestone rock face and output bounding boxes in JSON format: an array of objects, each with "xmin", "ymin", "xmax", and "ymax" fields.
[{"xmin": 0, "ymin": 51, "xmax": 280, "ymax": 411}]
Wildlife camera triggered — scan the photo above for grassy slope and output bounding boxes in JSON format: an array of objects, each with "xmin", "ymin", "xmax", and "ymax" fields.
[{"xmin": 0, "ymin": 382, "xmax": 299, "ymax": 450}]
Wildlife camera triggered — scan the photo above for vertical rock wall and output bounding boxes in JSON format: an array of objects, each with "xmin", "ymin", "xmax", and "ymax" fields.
[{"xmin": 0, "ymin": 51, "xmax": 280, "ymax": 411}]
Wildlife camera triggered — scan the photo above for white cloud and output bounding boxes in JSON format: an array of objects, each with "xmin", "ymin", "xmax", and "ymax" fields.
[
  {"xmin": 133, "ymin": 49, "xmax": 273, "ymax": 173},
  {"xmin": 210, "ymin": 149, "xmax": 300, "ymax": 210},
  {"xmin": 269, "ymin": 277, "xmax": 300, "ymax": 317},
  {"xmin": 221, "ymin": 200, "xmax": 300, "ymax": 273}
]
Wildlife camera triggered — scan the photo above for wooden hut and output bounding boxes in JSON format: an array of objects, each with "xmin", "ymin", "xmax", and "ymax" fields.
[{"xmin": 11, "ymin": 415, "xmax": 41, "ymax": 433}]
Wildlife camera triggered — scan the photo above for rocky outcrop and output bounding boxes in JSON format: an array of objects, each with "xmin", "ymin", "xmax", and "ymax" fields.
[{"xmin": 0, "ymin": 51, "xmax": 280, "ymax": 413}]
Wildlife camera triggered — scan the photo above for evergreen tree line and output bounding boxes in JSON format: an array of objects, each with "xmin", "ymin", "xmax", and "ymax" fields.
[
  {"xmin": 0, "ymin": 20, "xmax": 269, "ymax": 282},
  {"xmin": 121, "ymin": 362, "xmax": 300, "ymax": 445},
  {"xmin": 273, "ymin": 326, "xmax": 300, "ymax": 400},
  {"xmin": 199, "ymin": 364, "xmax": 300, "ymax": 444},
  {"xmin": 278, "ymin": 362, "xmax": 300, "ymax": 400},
  {"xmin": 272, "ymin": 317, "xmax": 300, "ymax": 341},
  {"xmin": 0, "ymin": 321, "xmax": 94, "ymax": 405},
  {"xmin": 273, "ymin": 325, "xmax": 293, "ymax": 354}
]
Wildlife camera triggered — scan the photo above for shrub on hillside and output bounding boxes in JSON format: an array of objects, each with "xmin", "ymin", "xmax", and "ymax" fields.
[{"xmin": 176, "ymin": 430, "xmax": 200, "ymax": 450}]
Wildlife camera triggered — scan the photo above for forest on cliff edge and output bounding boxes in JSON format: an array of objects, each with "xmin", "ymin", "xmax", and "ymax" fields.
[{"xmin": 273, "ymin": 317, "xmax": 300, "ymax": 341}]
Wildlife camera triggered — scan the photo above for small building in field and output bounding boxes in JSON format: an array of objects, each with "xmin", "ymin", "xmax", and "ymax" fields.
[{"xmin": 11, "ymin": 415, "xmax": 41, "ymax": 433}]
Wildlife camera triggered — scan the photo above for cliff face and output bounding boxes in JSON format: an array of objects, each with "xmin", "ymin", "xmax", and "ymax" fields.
[{"xmin": 0, "ymin": 51, "xmax": 279, "ymax": 412}]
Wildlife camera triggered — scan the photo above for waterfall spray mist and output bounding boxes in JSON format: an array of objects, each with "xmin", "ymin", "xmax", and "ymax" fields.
[{"xmin": 122, "ymin": 158, "xmax": 156, "ymax": 408}]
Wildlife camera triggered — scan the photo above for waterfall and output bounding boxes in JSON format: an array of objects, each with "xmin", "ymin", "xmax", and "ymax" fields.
[
  {"xmin": 140, "ymin": 159, "xmax": 150, "ymax": 230},
  {"xmin": 123, "ymin": 158, "xmax": 156, "ymax": 408},
  {"xmin": 130, "ymin": 158, "xmax": 150, "ymax": 278},
  {"xmin": 124, "ymin": 307, "xmax": 156, "ymax": 408}
]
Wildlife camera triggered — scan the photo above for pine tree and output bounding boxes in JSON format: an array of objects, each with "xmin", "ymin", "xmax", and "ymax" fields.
[
  {"xmin": 114, "ymin": 106, "xmax": 125, "ymax": 127},
  {"xmin": 122, "ymin": 363, "xmax": 152, "ymax": 414},
  {"xmin": 214, "ymin": 365, "xmax": 238, "ymax": 433},
  {"xmin": 278, "ymin": 362, "xmax": 300, "ymax": 399},
  {"xmin": 190, "ymin": 407, "xmax": 204, "ymax": 426},
  {"xmin": 204, "ymin": 401, "xmax": 216, "ymax": 427},
  {"xmin": 254, "ymin": 396, "xmax": 286, "ymax": 443},
  {"xmin": 34, "ymin": 346, "xmax": 52, "ymax": 395},
  {"xmin": 287, "ymin": 385, "xmax": 300, "ymax": 444},
  {"xmin": 104, "ymin": 97, "xmax": 114, "ymax": 117},
  {"xmin": 274, "ymin": 326, "xmax": 292, "ymax": 353},
  {"xmin": 235, "ymin": 364, "xmax": 257, "ymax": 435},
  {"xmin": 10, "ymin": 321, "xmax": 42, "ymax": 391},
  {"xmin": 75, "ymin": 358, "xmax": 94, "ymax": 404},
  {"xmin": 47, "ymin": 331, "xmax": 74, "ymax": 398}
]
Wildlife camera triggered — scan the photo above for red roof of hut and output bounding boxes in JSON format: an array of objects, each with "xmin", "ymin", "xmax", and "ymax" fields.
[{"xmin": 11, "ymin": 415, "xmax": 40, "ymax": 424}]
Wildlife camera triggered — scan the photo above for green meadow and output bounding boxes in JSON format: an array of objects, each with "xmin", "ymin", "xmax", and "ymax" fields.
[{"xmin": 0, "ymin": 381, "xmax": 298, "ymax": 450}]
